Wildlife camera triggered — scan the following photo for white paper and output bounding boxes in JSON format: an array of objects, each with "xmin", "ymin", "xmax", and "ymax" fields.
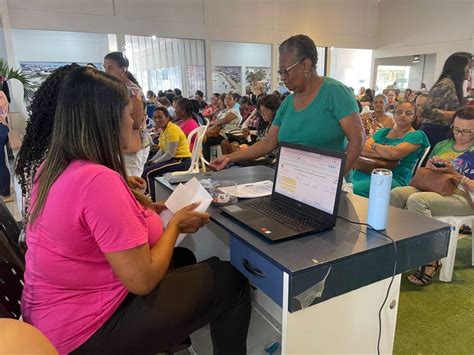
[
  {"xmin": 219, "ymin": 180, "xmax": 273, "ymax": 198},
  {"xmin": 159, "ymin": 177, "xmax": 213, "ymax": 245}
]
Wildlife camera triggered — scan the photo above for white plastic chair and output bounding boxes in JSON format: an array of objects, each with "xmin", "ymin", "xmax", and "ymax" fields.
[
  {"xmin": 170, "ymin": 124, "xmax": 208, "ymax": 175},
  {"xmin": 432, "ymin": 215, "xmax": 473, "ymax": 282},
  {"xmin": 412, "ymin": 145, "xmax": 431, "ymax": 175}
]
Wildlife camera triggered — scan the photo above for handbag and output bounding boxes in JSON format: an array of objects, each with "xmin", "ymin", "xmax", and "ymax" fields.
[
  {"xmin": 205, "ymin": 125, "xmax": 221, "ymax": 138},
  {"xmin": 353, "ymin": 156, "xmax": 400, "ymax": 174},
  {"xmin": 7, "ymin": 130, "xmax": 22, "ymax": 150},
  {"xmin": 225, "ymin": 129, "xmax": 248, "ymax": 144},
  {"xmin": 409, "ymin": 167, "xmax": 456, "ymax": 195}
]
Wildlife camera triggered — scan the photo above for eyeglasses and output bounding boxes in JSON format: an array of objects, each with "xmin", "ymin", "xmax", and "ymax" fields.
[
  {"xmin": 395, "ymin": 109, "xmax": 415, "ymax": 117},
  {"xmin": 452, "ymin": 126, "xmax": 474, "ymax": 136},
  {"xmin": 278, "ymin": 60, "xmax": 302, "ymax": 77}
]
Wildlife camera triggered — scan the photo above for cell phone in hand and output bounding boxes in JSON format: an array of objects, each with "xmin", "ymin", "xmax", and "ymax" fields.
[{"xmin": 432, "ymin": 161, "xmax": 446, "ymax": 168}]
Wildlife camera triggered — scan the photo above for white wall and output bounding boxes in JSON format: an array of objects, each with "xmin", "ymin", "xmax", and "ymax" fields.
[
  {"xmin": 374, "ymin": 0, "xmax": 473, "ymax": 80},
  {"xmin": 212, "ymin": 42, "xmax": 271, "ymax": 67},
  {"xmin": 0, "ymin": 28, "xmax": 7, "ymax": 61},
  {"xmin": 12, "ymin": 29, "xmax": 109, "ymax": 65},
  {"xmin": 6, "ymin": 0, "xmax": 379, "ymax": 49},
  {"xmin": 329, "ymin": 48, "xmax": 372, "ymax": 92}
]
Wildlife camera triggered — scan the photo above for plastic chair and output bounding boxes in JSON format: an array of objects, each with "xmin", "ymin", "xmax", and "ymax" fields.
[
  {"xmin": 433, "ymin": 215, "xmax": 473, "ymax": 282},
  {"xmin": 171, "ymin": 124, "xmax": 209, "ymax": 175},
  {"xmin": 0, "ymin": 199, "xmax": 22, "ymax": 247},
  {"xmin": 0, "ymin": 229, "xmax": 24, "ymax": 319},
  {"xmin": 412, "ymin": 145, "xmax": 431, "ymax": 175}
]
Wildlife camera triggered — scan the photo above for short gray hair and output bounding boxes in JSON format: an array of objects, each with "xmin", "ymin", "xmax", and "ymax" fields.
[
  {"xmin": 395, "ymin": 100, "xmax": 416, "ymax": 111},
  {"xmin": 279, "ymin": 34, "xmax": 318, "ymax": 69},
  {"xmin": 374, "ymin": 94, "xmax": 388, "ymax": 103}
]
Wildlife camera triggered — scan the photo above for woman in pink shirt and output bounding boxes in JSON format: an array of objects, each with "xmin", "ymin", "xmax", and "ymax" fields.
[
  {"xmin": 174, "ymin": 97, "xmax": 199, "ymax": 151},
  {"xmin": 21, "ymin": 67, "xmax": 250, "ymax": 354}
]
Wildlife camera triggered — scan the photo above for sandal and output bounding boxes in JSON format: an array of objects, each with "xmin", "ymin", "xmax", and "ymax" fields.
[
  {"xmin": 1, "ymin": 195, "xmax": 13, "ymax": 203},
  {"xmin": 407, "ymin": 261, "xmax": 442, "ymax": 286}
]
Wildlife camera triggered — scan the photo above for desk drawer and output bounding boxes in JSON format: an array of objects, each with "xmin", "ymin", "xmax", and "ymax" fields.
[{"xmin": 230, "ymin": 237, "xmax": 283, "ymax": 306}]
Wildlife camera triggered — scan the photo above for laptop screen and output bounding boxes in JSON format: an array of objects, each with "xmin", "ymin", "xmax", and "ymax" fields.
[{"xmin": 274, "ymin": 145, "xmax": 343, "ymax": 215}]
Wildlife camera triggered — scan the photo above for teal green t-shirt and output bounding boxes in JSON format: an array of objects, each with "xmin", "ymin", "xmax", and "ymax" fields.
[
  {"xmin": 272, "ymin": 77, "xmax": 358, "ymax": 152},
  {"xmin": 372, "ymin": 128, "xmax": 430, "ymax": 185}
]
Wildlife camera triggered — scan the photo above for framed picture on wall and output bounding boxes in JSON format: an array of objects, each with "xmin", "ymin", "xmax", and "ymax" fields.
[
  {"xmin": 20, "ymin": 61, "xmax": 103, "ymax": 89},
  {"xmin": 245, "ymin": 67, "xmax": 271, "ymax": 96},
  {"xmin": 212, "ymin": 66, "xmax": 241, "ymax": 94}
]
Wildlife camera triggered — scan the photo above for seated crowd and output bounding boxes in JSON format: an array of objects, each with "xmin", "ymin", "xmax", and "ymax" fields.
[{"xmin": 9, "ymin": 35, "xmax": 472, "ymax": 354}]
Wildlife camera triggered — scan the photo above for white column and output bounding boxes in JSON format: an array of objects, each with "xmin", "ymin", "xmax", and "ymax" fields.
[
  {"xmin": 0, "ymin": 0, "xmax": 15, "ymax": 67},
  {"xmin": 0, "ymin": 0, "xmax": 26, "ymax": 117},
  {"xmin": 271, "ymin": 42, "xmax": 279, "ymax": 92},
  {"xmin": 116, "ymin": 33, "xmax": 126, "ymax": 53},
  {"xmin": 107, "ymin": 34, "xmax": 118, "ymax": 52},
  {"xmin": 204, "ymin": 39, "xmax": 213, "ymax": 98}
]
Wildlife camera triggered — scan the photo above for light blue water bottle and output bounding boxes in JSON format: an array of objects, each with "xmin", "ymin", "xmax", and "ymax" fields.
[{"xmin": 367, "ymin": 168, "xmax": 393, "ymax": 230}]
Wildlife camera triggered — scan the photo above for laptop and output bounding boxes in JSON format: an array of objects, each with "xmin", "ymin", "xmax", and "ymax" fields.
[{"xmin": 221, "ymin": 142, "xmax": 346, "ymax": 241}]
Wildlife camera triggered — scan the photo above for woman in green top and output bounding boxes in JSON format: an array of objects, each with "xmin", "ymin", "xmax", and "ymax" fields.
[
  {"xmin": 353, "ymin": 101, "xmax": 430, "ymax": 197},
  {"xmin": 391, "ymin": 106, "xmax": 474, "ymax": 286},
  {"xmin": 210, "ymin": 34, "xmax": 364, "ymax": 174}
]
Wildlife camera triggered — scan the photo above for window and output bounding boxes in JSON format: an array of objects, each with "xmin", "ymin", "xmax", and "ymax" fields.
[{"xmin": 125, "ymin": 35, "xmax": 206, "ymax": 97}]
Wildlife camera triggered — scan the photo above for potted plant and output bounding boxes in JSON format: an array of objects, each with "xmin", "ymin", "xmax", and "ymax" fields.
[{"xmin": 0, "ymin": 58, "xmax": 35, "ymax": 101}]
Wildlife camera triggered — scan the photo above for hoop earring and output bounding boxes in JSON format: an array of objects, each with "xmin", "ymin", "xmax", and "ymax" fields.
[{"xmin": 304, "ymin": 71, "xmax": 310, "ymax": 78}]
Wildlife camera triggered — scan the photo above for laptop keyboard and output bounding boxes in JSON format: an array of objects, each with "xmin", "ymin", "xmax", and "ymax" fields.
[{"xmin": 245, "ymin": 198, "xmax": 324, "ymax": 232}]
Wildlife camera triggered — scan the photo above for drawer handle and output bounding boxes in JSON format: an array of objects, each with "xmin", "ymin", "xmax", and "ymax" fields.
[{"xmin": 242, "ymin": 258, "xmax": 266, "ymax": 277}]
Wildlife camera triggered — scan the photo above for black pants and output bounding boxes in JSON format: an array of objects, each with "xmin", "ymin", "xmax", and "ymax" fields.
[
  {"xmin": 72, "ymin": 254, "xmax": 251, "ymax": 355},
  {"xmin": 0, "ymin": 125, "xmax": 10, "ymax": 197},
  {"xmin": 203, "ymin": 136, "xmax": 225, "ymax": 161},
  {"xmin": 420, "ymin": 123, "xmax": 450, "ymax": 149},
  {"xmin": 143, "ymin": 157, "xmax": 191, "ymax": 201}
]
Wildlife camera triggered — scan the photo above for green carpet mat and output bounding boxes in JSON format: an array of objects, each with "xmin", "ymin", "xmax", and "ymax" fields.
[{"xmin": 394, "ymin": 235, "xmax": 474, "ymax": 354}]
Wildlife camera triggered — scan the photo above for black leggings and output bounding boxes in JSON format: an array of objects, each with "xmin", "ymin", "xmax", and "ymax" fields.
[
  {"xmin": 203, "ymin": 136, "xmax": 225, "ymax": 161},
  {"xmin": 72, "ymin": 251, "xmax": 251, "ymax": 355},
  {"xmin": 142, "ymin": 157, "xmax": 191, "ymax": 200},
  {"xmin": 0, "ymin": 124, "xmax": 10, "ymax": 197}
]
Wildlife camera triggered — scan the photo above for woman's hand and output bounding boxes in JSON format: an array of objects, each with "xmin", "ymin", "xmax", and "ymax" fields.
[
  {"xmin": 128, "ymin": 176, "xmax": 147, "ymax": 191},
  {"xmin": 427, "ymin": 158, "xmax": 458, "ymax": 175},
  {"xmin": 210, "ymin": 155, "xmax": 231, "ymax": 171},
  {"xmin": 152, "ymin": 201, "xmax": 167, "ymax": 214},
  {"xmin": 169, "ymin": 202, "xmax": 210, "ymax": 234}
]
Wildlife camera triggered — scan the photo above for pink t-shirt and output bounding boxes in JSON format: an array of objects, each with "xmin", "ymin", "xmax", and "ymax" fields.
[
  {"xmin": 178, "ymin": 118, "xmax": 199, "ymax": 151},
  {"xmin": 21, "ymin": 160, "xmax": 163, "ymax": 354}
]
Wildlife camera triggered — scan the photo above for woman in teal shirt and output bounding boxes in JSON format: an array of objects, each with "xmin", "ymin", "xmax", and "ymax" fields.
[
  {"xmin": 211, "ymin": 34, "xmax": 364, "ymax": 174},
  {"xmin": 353, "ymin": 101, "xmax": 430, "ymax": 197}
]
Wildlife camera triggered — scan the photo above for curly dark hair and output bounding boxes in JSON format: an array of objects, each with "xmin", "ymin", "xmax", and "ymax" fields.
[{"xmin": 15, "ymin": 63, "xmax": 80, "ymax": 199}]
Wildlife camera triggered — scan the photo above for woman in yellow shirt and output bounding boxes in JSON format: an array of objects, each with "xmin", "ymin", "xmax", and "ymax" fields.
[{"xmin": 143, "ymin": 107, "xmax": 192, "ymax": 199}]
